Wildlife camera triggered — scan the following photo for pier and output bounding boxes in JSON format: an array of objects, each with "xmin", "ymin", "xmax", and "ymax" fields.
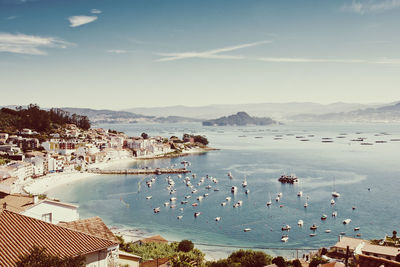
[{"xmin": 89, "ymin": 168, "xmax": 190, "ymax": 175}]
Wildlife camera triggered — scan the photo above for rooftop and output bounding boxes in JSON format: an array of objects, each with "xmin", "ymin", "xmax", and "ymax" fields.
[
  {"xmin": 58, "ymin": 216, "xmax": 119, "ymax": 243},
  {"xmin": 139, "ymin": 235, "xmax": 168, "ymax": 244},
  {"xmin": 333, "ymin": 236, "xmax": 367, "ymax": 250},
  {"xmin": 0, "ymin": 209, "xmax": 118, "ymax": 266},
  {"xmin": 0, "ymin": 193, "xmax": 34, "ymax": 213},
  {"xmin": 362, "ymin": 244, "xmax": 400, "ymax": 257}
]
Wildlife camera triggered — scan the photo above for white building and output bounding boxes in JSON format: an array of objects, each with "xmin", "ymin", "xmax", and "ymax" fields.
[{"xmin": 22, "ymin": 197, "xmax": 79, "ymax": 224}]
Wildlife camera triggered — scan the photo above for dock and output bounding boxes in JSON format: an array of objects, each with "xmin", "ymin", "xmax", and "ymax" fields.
[{"xmin": 89, "ymin": 168, "xmax": 190, "ymax": 175}]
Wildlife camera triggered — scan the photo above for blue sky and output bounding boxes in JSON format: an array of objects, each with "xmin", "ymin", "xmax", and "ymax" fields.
[{"xmin": 1, "ymin": 0, "xmax": 400, "ymax": 109}]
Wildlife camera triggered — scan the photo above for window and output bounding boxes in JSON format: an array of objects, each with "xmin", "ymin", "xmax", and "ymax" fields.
[{"xmin": 42, "ymin": 213, "xmax": 52, "ymax": 223}]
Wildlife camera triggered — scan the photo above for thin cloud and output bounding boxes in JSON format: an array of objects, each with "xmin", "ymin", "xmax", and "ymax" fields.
[
  {"xmin": 156, "ymin": 41, "xmax": 271, "ymax": 62},
  {"xmin": 343, "ymin": 0, "xmax": 400, "ymax": 14},
  {"xmin": 5, "ymin": 15, "xmax": 19, "ymax": 20},
  {"xmin": 108, "ymin": 49, "xmax": 128, "ymax": 54},
  {"xmin": 91, "ymin": 9, "xmax": 102, "ymax": 14},
  {"xmin": 0, "ymin": 32, "xmax": 73, "ymax": 55},
  {"xmin": 68, "ymin": 15, "xmax": 97, "ymax": 27},
  {"xmin": 257, "ymin": 57, "xmax": 400, "ymax": 65}
]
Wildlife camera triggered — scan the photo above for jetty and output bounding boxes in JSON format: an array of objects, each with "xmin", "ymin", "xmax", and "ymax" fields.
[{"xmin": 89, "ymin": 168, "xmax": 190, "ymax": 175}]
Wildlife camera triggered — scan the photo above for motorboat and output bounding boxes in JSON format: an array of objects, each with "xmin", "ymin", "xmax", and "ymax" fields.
[
  {"xmin": 153, "ymin": 207, "xmax": 160, "ymax": 213},
  {"xmin": 331, "ymin": 199, "xmax": 335, "ymax": 205},
  {"xmin": 266, "ymin": 200, "xmax": 272, "ymax": 206},
  {"xmin": 164, "ymin": 202, "xmax": 170, "ymax": 206},
  {"xmin": 181, "ymin": 201, "xmax": 188, "ymax": 204},
  {"xmin": 321, "ymin": 214, "xmax": 327, "ymax": 220},
  {"xmin": 194, "ymin": 212, "xmax": 201, "ymax": 217},
  {"xmin": 304, "ymin": 202, "xmax": 308, "ymax": 208},
  {"xmin": 310, "ymin": 224, "xmax": 318, "ymax": 230},
  {"xmin": 309, "ymin": 233, "xmax": 316, "ymax": 237},
  {"xmin": 332, "ymin": 191, "xmax": 340, "ymax": 198},
  {"xmin": 205, "ymin": 185, "xmax": 212, "ymax": 189},
  {"xmin": 281, "ymin": 235, "xmax": 289, "ymax": 242},
  {"xmin": 237, "ymin": 200, "xmax": 243, "ymax": 206},
  {"xmin": 343, "ymin": 219, "xmax": 352, "ymax": 224},
  {"xmin": 177, "ymin": 215, "xmax": 183, "ymax": 220},
  {"xmin": 297, "ymin": 220, "xmax": 304, "ymax": 227},
  {"xmin": 170, "ymin": 197, "xmax": 177, "ymax": 202},
  {"xmin": 221, "ymin": 202, "xmax": 226, "ymax": 206},
  {"xmin": 215, "ymin": 217, "xmax": 221, "ymax": 221},
  {"xmin": 354, "ymin": 227, "xmax": 360, "ymax": 231},
  {"xmin": 170, "ymin": 205, "xmax": 176, "ymax": 209},
  {"xmin": 276, "ymin": 196, "xmax": 280, "ymax": 202},
  {"xmin": 203, "ymin": 193, "xmax": 209, "ymax": 197},
  {"xmin": 146, "ymin": 196, "xmax": 152, "ymax": 200},
  {"xmin": 325, "ymin": 229, "xmax": 331, "ymax": 233},
  {"xmin": 244, "ymin": 228, "xmax": 251, "ymax": 232},
  {"xmin": 297, "ymin": 191, "xmax": 303, "ymax": 197},
  {"xmin": 231, "ymin": 186, "xmax": 237, "ymax": 193},
  {"xmin": 185, "ymin": 195, "xmax": 191, "ymax": 199},
  {"xmin": 245, "ymin": 190, "xmax": 250, "ymax": 194},
  {"xmin": 277, "ymin": 192, "xmax": 283, "ymax": 198},
  {"xmin": 281, "ymin": 225, "xmax": 291, "ymax": 231},
  {"xmin": 226, "ymin": 196, "xmax": 231, "ymax": 201},
  {"xmin": 192, "ymin": 203, "xmax": 198, "ymax": 207},
  {"xmin": 332, "ymin": 211, "xmax": 337, "ymax": 217}
]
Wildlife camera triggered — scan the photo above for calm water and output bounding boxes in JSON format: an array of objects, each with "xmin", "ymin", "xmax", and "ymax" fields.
[{"xmin": 49, "ymin": 122, "xmax": 400, "ymax": 258}]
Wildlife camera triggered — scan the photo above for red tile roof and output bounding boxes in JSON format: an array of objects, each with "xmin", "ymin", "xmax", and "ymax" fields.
[
  {"xmin": 0, "ymin": 209, "xmax": 118, "ymax": 266},
  {"xmin": 58, "ymin": 217, "xmax": 119, "ymax": 243}
]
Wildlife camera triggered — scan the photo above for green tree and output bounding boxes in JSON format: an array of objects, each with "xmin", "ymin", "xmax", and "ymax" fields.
[
  {"xmin": 178, "ymin": 240, "xmax": 194, "ymax": 253},
  {"xmin": 272, "ymin": 256, "xmax": 286, "ymax": 267},
  {"xmin": 290, "ymin": 259, "xmax": 302, "ymax": 267},
  {"xmin": 396, "ymin": 253, "xmax": 400, "ymax": 262},
  {"xmin": 309, "ymin": 256, "xmax": 328, "ymax": 267},
  {"xmin": 17, "ymin": 246, "xmax": 85, "ymax": 267},
  {"xmin": 228, "ymin": 249, "xmax": 272, "ymax": 267},
  {"xmin": 141, "ymin": 132, "xmax": 149, "ymax": 139}
]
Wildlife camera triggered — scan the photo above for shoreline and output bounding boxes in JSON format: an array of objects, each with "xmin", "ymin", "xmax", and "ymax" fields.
[{"xmin": 22, "ymin": 147, "xmax": 215, "ymax": 195}]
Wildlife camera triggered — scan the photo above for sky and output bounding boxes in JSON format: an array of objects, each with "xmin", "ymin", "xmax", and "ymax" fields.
[{"xmin": 0, "ymin": 0, "xmax": 400, "ymax": 110}]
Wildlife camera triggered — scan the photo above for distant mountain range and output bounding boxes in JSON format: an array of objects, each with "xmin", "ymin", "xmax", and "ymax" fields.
[
  {"xmin": 202, "ymin": 112, "xmax": 278, "ymax": 126},
  {"xmin": 124, "ymin": 102, "xmax": 381, "ymax": 120},
  {"xmin": 289, "ymin": 102, "xmax": 400, "ymax": 122}
]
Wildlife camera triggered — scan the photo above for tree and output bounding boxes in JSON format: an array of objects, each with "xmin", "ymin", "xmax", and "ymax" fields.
[
  {"xmin": 178, "ymin": 240, "xmax": 194, "ymax": 253},
  {"xmin": 290, "ymin": 259, "xmax": 302, "ymax": 267},
  {"xmin": 272, "ymin": 256, "xmax": 286, "ymax": 267},
  {"xmin": 309, "ymin": 256, "xmax": 328, "ymax": 267},
  {"xmin": 141, "ymin": 132, "xmax": 149, "ymax": 139},
  {"xmin": 228, "ymin": 249, "xmax": 272, "ymax": 267},
  {"xmin": 396, "ymin": 253, "xmax": 400, "ymax": 262},
  {"xmin": 17, "ymin": 245, "xmax": 85, "ymax": 267}
]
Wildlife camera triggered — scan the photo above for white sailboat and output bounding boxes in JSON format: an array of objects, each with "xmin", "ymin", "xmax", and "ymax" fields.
[
  {"xmin": 242, "ymin": 177, "xmax": 247, "ymax": 187},
  {"xmin": 266, "ymin": 193, "xmax": 272, "ymax": 206},
  {"xmin": 332, "ymin": 177, "xmax": 340, "ymax": 197}
]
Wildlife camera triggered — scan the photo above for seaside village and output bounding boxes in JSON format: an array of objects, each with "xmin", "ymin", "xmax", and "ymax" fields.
[{"xmin": 1, "ymin": 125, "xmax": 400, "ymax": 267}]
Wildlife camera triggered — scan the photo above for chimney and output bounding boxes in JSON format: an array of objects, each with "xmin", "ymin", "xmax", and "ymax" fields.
[{"xmin": 33, "ymin": 195, "xmax": 39, "ymax": 204}]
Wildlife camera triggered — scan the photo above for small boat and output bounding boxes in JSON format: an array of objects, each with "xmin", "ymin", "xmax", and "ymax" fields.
[
  {"xmin": 170, "ymin": 197, "xmax": 177, "ymax": 202},
  {"xmin": 164, "ymin": 202, "xmax": 170, "ymax": 206},
  {"xmin": 153, "ymin": 207, "xmax": 160, "ymax": 213},
  {"xmin": 281, "ymin": 225, "xmax": 291, "ymax": 231},
  {"xmin": 356, "ymin": 233, "xmax": 362, "ymax": 237},
  {"xmin": 279, "ymin": 205, "xmax": 284, "ymax": 208},
  {"xmin": 179, "ymin": 208, "xmax": 184, "ymax": 211},
  {"xmin": 352, "ymin": 206, "xmax": 356, "ymax": 210},
  {"xmin": 177, "ymin": 215, "xmax": 183, "ymax": 219},
  {"xmin": 354, "ymin": 227, "xmax": 360, "ymax": 231},
  {"xmin": 205, "ymin": 185, "xmax": 212, "ymax": 189},
  {"xmin": 231, "ymin": 186, "xmax": 238, "ymax": 193},
  {"xmin": 245, "ymin": 189, "xmax": 250, "ymax": 194},
  {"xmin": 215, "ymin": 217, "xmax": 221, "ymax": 221},
  {"xmin": 309, "ymin": 233, "xmax": 316, "ymax": 237},
  {"xmin": 221, "ymin": 202, "xmax": 226, "ymax": 206},
  {"xmin": 321, "ymin": 214, "xmax": 327, "ymax": 220},
  {"xmin": 194, "ymin": 212, "xmax": 201, "ymax": 217},
  {"xmin": 237, "ymin": 200, "xmax": 243, "ymax": 206},
  {"xmin": 310, "ymin": 224, "xmax": 318, "ymax": 230},
  {"xmin": 281, "ymin": 235, "xmax": 289, "ymax": 242},
  {"xmin": 331, "ymin": 199, "xmax": 335, "ymax": 205},
  {"xmin": 170, "ymin": 205, "xmax": 176, "ymax": 209},
  {"xmin": 325, "ymin": 229, "xmax": 331, "ymax": 233},
  {"xmin": 242, "ymin": 178, "xmax": 247, "ymax": 187},
  {"xmin": 244, "ymin": 228, "xmax": 251, "ymax": 232},
  {"xmin": 226, "ymin": 196, "xmax": 231, "ymax": 201},
  {"xmin": 228, "ymin": 172, "xmax": 232, "ymax": 178},
  {"xmin": 340, "ymin": 232, "xmax": 346, "ymax": 235},
  {"xmin": 332, "ymin": 211, "xmax": 337, "ymax": 217},
  {"xmin": 181, "ymin": 201, "xmax": 188, "ymax": 204},
  {"xmin": 277, "ymin": 192, "xmax": 283, "ymax": 197},
  {"xmin": 332, "ymin": 191, "xmax": 340, "ymax": 198},
  {"xmin": 276, "ymin": 196, "xmax": 280, "ymax": 202},
  {"xmin": 214, "ymin": 188, "xmax": 220, "ymax": 192},
  {"xmin": 146, "ymin": 196, "xmax": 152, "ymax": 200},
  {"xmin": 192, "ymin": 203, "xmax": 198, "ymax": 207},
  {"xmin": 185, "ymin": 195, "xmax": 191, "ymax": 199},
  {"xmin": 343, "ymin": 219, "xmax": 352, "ymax": 224},
  {"xmin": 233, "ymin": 203, "xmax": 239, "ymax": 208},
  {"xmin": 266, "ymin": 201, "xmax": 272, "ymax": 206},
  {"xmin": 191, "ymin": 189, "xmax": 197, "ymax": 194},
  {"xmin": 297, "ymin": 220, "xmax": 304, "ymax": 227},
  {"xmin": 297, "ymin": 191, "xmax": 303, "ymax": 197},
  {"xmin": 304, "ymin": 202, "xmax": 308, "ymax": 208}
]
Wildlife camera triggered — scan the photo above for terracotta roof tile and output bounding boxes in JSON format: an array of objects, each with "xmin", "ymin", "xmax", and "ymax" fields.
[
  {"xmin": 140, "ymin": 235, "xmax": 168, "ymax": 244},
  {"xmin": 58, "ymin": 217, "xmax": 119, "ymax": 243},
  {"xmin": 0, "ymin": 209, "xmax": 118, "ymax": 266},
  {"xmin": 0, "ymin": 193, "xmax": 34, "ymax": 213}
]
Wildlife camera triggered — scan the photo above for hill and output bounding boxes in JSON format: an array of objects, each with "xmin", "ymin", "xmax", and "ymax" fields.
[
  {"xmin": 202, "ymin": 112, "xmax": 278, "ymax": 126},
  {"xmin": 289, "ymin": 101, "xmax": 400, "ymax": 122}
]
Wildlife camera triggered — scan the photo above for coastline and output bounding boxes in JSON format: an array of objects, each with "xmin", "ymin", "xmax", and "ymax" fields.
[{"xmin": 23, "ymin": 147, "xmax": 215, "ymax": 195}]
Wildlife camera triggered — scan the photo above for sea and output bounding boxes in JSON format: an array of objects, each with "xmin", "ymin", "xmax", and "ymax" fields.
[{"xmin": 48, "ymin": 122, "xmax": 400, "ymax": 259}]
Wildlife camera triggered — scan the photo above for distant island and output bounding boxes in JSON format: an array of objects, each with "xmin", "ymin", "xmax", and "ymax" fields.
[{"xmin": 202, "ymin": 112, "xmax": 278, "ymax": 126}]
